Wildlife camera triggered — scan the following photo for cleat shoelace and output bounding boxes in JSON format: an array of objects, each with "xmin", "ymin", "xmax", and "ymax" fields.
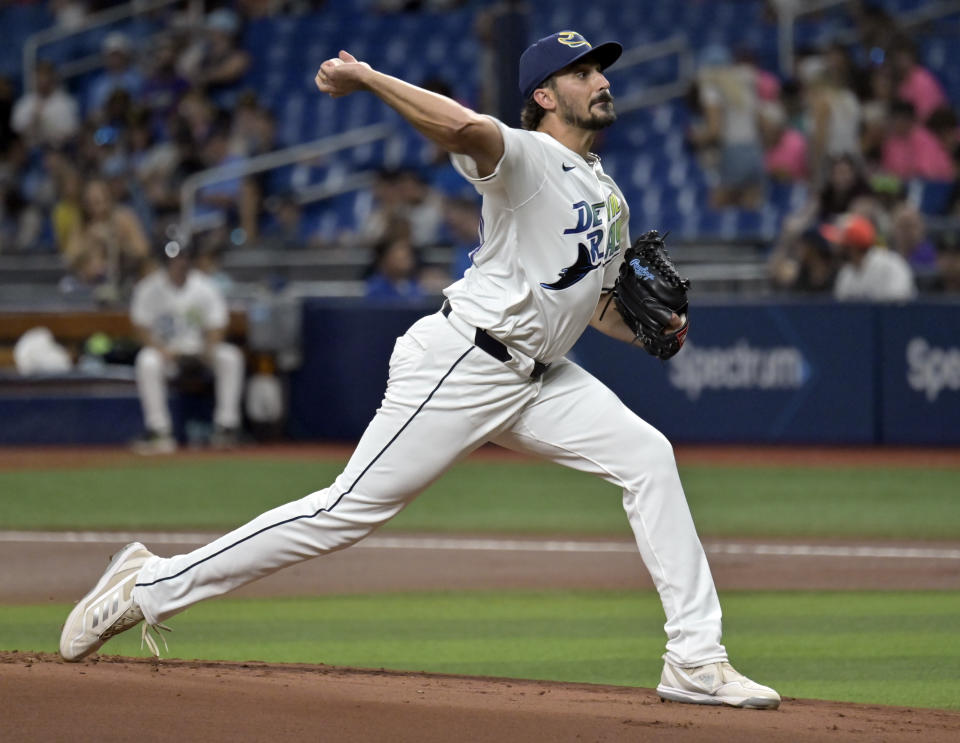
[
  {"xmin": 99, "ymin": 605, "xmax": 173, "ymax": 658},
  {"xmin": 140, "ymin": 621, "xmax": 173, "ymax": 657}
]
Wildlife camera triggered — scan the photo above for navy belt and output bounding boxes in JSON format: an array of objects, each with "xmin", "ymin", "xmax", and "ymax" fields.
[{"xmin": 441, "ymin": 302, "xmax": 549, "ymax": 380}]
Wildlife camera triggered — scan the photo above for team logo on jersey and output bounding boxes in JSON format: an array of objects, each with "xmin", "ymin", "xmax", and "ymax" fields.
[
  {"xmin": 540, "ymin": 242, "xmax": 597, "ymax": 290},
  {"xmin": 541, "ymin": 196, "xmax": 625, "ymax": 291},
  {"xmin": 540, "ymin": 200, "xmax": 605, "ymax": 290},
  {"xmin": 557, "ymin": 31, "xmax": 591, "ymax": 49}
]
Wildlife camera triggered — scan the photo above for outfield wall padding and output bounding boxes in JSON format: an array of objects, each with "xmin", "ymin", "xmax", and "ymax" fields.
[
  {"xmin": 288, "ymin": 298, "xmax": 960, "ymax": 445},
  {"xmin": 2, "ymin": 300, "xmax": 956, "ymax": 445}
]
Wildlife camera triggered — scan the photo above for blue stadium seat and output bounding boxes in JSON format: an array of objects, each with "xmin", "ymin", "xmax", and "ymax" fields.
[
  {"xmin": 0, "ymin": 4, "xmax": 52, "ymax": 78},
  {"xmin": 734, "ymin": 209, "xmax": 763, "ymax": 239},
  {"xmin": 179, "ymin": 0, "xmax": 960, "ymax": 246},
  {"xmin": 910, "ymin": 179, "xmax": 954, "ymax": 215}
]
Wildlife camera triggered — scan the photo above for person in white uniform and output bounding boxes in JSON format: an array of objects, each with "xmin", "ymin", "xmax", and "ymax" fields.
[
  {"xmin": 130, "ymin": 242, "xmax": 245, "ymax": 453},
  {"xmin": 61, "ymin": 31, "xmax": 780, "ymax": 709}
]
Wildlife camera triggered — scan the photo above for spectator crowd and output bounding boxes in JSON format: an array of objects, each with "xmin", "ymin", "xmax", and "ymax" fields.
[
  {"xmin": 0, "ymin": 0, "xmax": 482, "ymax": 307},
  {"xmin": 1, "ymin": 0, "xmax": 960, "ymax": 306},
  {"xmin": 2, "ymin": 2, "xmax": 269, "ymax": 303},
  {"xmin": 684, "ymin": 2, "xmax": 960, "ymax": 297}
]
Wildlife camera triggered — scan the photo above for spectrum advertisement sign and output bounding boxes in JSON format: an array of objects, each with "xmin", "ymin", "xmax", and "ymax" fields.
[
  {"xmin": 574, "ymin": 302, "xmax": 876, "ymax": 443},
  {"xmin": 879, "ymin": 304, "xmax": 960, "ymax": 444}
]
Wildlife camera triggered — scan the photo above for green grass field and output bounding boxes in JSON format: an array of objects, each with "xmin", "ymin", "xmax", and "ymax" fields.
[
  {"xmin": 1, "ymin": 458, "xmax": 958, "ymax": 538},
  {"xmin": 3, "ymin": 591, "xmax": 958, "ymax": 710},
  {"xmin": 2, "ymin": 454, "xmax": 958, "ymax": 710}
]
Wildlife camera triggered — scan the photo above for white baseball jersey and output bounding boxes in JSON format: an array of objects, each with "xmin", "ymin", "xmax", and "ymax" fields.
[
  {"xmin": 130, "ymin": 268, "xmax": 228, "ymax": 355},
  {"xmin": 444, "ymin": 117, "xmax": 629, "ymax": 364},
  {"xmin": 131, "ymin": 115, "xmax": 728, "ymax": 673}
]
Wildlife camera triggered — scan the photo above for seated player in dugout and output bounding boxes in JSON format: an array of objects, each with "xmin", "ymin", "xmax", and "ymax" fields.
[
  {"xmin": 129, "ymin": 241, "xmax": 245, "ymax": 453},
  {"xmin": 61, "ymin": 30, "xmax": 780, "ymax": 710}
]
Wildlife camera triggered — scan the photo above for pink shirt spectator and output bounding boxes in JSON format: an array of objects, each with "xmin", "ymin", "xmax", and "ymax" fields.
[
  {"xmin": 764, "ymin": 128, "xmax": 808, "ymax": 181},
  {"xmin": 883, "ymin": 124, "xmax": 956, "ymax": 181},
  {"xmin": 898, "ymin": 65, "xmax": 947, "ymax": 122},
  {"xmin": 756, "ymin": 70, "xmax": 780, "ymax": 101}
]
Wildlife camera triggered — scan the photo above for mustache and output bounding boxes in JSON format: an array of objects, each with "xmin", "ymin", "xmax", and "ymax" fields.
[{"xmin": 591, "ymin": 92, "xmax": 614, "ymax": 106}]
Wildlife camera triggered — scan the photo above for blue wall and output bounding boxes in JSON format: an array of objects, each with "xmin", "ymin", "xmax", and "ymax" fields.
[
  {"xmin": 287, "ymin": 301, "xmax": 431, "ymax": 441},
  {"xmin": 289, "ymin": 298, "xmax": 960, "ymax": 446},
  {"xmin": 0, "ymin": 385, "xmax": 213, "ymax": 445},
  {"xmin": 2, "ymin": 299, "xmax": 956, "ymax": 446},
  {"xmin": 0, "ymin": 395, "xmax": 143, "ymax": 445},
  {"xmin": 878, "ymin": 303, "xmax": 960, "ymax": 445},
  {"xmin": 574, "ymin": 302, "xmax": 878, "ymax": 444}
]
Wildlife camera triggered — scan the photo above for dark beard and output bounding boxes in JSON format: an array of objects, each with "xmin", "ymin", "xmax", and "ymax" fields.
[{"xmin": 559, "ymin": 96, "xmax": 617, "ymax": 131}]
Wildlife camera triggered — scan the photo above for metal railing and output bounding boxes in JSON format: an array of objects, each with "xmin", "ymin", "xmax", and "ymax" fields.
[
  {"xmin": 899, "ymin": 0, "xmax": 960, "ymax": 30},
  {"xmin": 178, "ymin": 123, "xmax": 394, "ymax": 245},
  {"xmin": 21, "ymin": 0, "xmax": 203, "ymax": 93},
  {"xmin": 775, "ymin": 0, "xmax": 960, "ymax": 76},
  {"xmin": 773, "ymin": 0, "xmax": 847, "ymax": 77},
  {"xmin": 613, "ymin": 34, "xmax": 695, "ymax": 112},
  {"xmin": 178, "ymin": 33, "xmax": 698, "ymax": 245}
]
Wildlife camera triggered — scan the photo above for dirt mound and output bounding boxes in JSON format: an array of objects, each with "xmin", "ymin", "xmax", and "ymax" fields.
[{"xmin": 3, "ymin": 652, "xmax": 957, "ymax": 743}]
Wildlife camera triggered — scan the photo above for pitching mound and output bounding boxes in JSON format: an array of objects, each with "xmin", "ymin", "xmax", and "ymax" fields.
[{"xmin": 3, "ymin": 652, "xmax": 958, "ymax": 742}]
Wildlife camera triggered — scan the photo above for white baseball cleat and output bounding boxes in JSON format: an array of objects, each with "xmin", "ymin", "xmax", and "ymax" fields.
[
  {"xmin": 131, "ymin": 431, "xmax": 177, "ymax": 456},
  {"xmin": 60, "ymin": 542, "xmax": 170, "ymax": 662},
  {"xmin": 657, "ymin": 661, "xmax": 781, "ymax": 709}
]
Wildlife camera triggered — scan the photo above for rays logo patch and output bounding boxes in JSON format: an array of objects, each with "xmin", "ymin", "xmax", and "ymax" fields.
[
  {"xmin": 557, "ymin": 31, "xmax": 591, "ymax": 48},
  {"xmin": 540, "ymin": 242, "xmax": 598, "ymax": 290},
  {"xmin": 541, "ymin": 199, "xmax": 606, "ymax": 290}
]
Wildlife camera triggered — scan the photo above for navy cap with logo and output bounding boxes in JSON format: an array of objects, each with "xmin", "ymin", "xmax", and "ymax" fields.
[{"xmin": 518, "ymin": 31, "xmax": 622, "ymax": 100}]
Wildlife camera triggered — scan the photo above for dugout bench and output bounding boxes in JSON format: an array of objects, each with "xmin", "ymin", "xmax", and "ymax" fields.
[{"xmin": 0, "ymin": 309, "xmax": 248, "ymax": 445}]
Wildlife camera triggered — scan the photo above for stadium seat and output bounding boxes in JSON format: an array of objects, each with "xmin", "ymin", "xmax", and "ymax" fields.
[{"xmin": 909, "ymin": 179, "xmax": 955, "ymax": 216}]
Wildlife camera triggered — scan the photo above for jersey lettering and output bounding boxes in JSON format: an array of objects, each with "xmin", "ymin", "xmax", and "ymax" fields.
[
  {"xmin": 586, "ymin": 229, "xmax": 604, "ymax": 263},
  {"xmin": 605, "ymin": 193, "xmax": 623, "ymax": 260},
  {"xmin": 564, "ymin": 201, "xmax": 591, "ymax": 234},
  {"xmin": 563, "ymin": 200, "xmax": 606, "ymax": 235},
  {"xmin": 542, "ymin": 200, "xmax": 608, "ymax": 290}
]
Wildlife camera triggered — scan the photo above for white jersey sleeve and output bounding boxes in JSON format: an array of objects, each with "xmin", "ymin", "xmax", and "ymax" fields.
[{"xmin": 450, "ymin": 117, "xmax": 546, "ymax": 209}]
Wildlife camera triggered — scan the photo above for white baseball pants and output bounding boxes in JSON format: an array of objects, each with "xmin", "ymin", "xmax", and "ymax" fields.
[
  {"xmin": 135, "ymin": 343, "xmax": 245, "ymax": 433},
  {"xmin": 134, "ymin": 311, "xmax": 726, "ymax": 667}
]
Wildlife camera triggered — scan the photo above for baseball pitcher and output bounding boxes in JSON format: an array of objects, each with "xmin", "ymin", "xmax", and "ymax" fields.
[{"xmin": 61, "ymin": 30, "xmax": 779, "ymax": 709}]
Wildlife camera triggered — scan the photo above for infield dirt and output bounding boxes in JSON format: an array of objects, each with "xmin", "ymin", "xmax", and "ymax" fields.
[{"xmin": 3, "ymin": 652, "xmax": 960, "ymax": 743}]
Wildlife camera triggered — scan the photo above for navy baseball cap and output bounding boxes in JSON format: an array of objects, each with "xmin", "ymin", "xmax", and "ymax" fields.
[{"xmin": 519, "ymin": 31, "xmax": 622, "ymax": 100}]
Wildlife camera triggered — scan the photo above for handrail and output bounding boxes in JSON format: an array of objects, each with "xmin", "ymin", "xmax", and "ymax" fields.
[
  {"xmin": 178, "ymin": 123, "xmax": 394, "ymax": 244},
  {"xmin": 180, "ymin": 34, "xmax": 695, "ymax": 243},
  {"xmin": 775, "ymin": 0, "xmax": 960, "ymax": 76},
  {"xmin": 611, "ymin": 35, "xmax": 695, "ymax": 112},
  {"xmin": 179, "ymin": 36, "xmax": 695, "ymax": 241},
  {"xmin": 293, "ymin": 171, "xmax": 379, "ymax": 206},
  {"xmin": 899, "ymin": 0, "xmax": 960, "ymax": 29},
  {"xmin": 774, "ymin": 0, "xmax": 847, "ymax": 77},
  {"xmin": 21, "ymin": 0, "xmax": 203, "ymax": 93}
]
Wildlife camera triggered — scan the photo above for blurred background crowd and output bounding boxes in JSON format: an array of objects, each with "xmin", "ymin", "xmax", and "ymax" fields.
[{"xmin": 1, "ymin": 0, "xmax": 960, "ymax": 307}]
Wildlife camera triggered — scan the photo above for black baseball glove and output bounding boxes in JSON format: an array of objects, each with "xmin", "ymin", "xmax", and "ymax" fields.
[{"xmin": 607, "ymin": 230, "xmax": 690, "ymax": 360}]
